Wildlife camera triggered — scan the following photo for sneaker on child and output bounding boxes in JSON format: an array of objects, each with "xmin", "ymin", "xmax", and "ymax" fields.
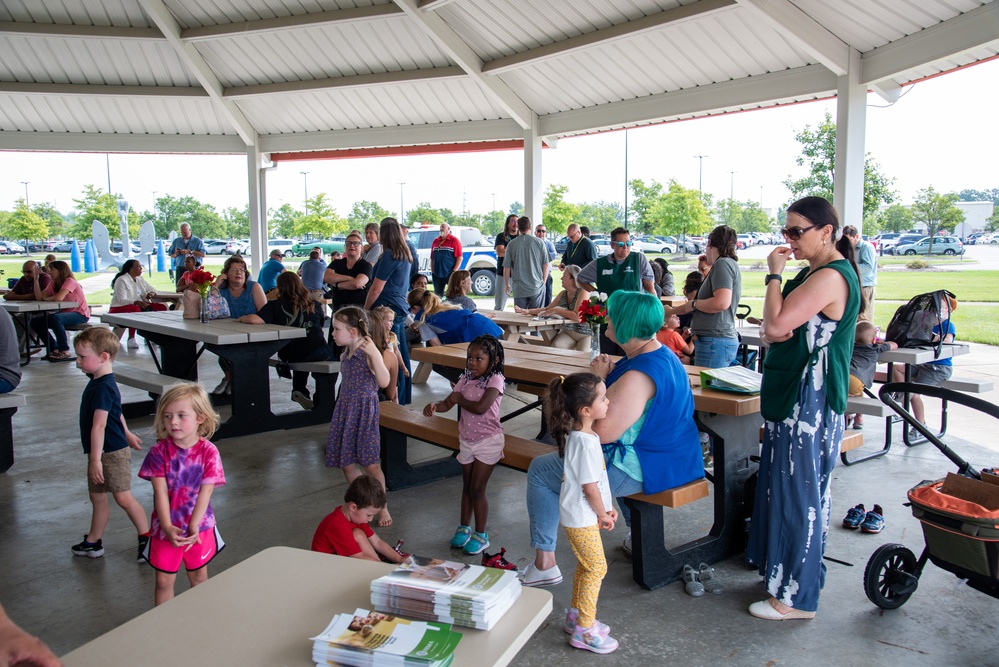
[
  {"xmin": 861, "ymin": 504, "xmax": 886, "ymax": 534},
  {"xmin": 137, "ymin": 534, "xmax": 149, "ymax": 562},
  {"xmin": 449, "ymin": 525, "xmax": 471, "ymax": 549},
  {"xmin": 462, "ymin": 531, "xmax": 489, "ymax": 555},
  {"xmin": 842, "ymin": 504, "xmax": 867, "ymax": 529},
  {"xmin": 564, "ymin": 608, "xmax": 611, "ymax": 636},
  {"xmin": 570, "ymin": 624, "xmax": 620, "ymax": 654},
  {"xmin": 71, "ymin": 536, "xmax": 105, "ymax": 558},
  {"xmin": 127, "ymin": 338, "xmax": 140, "ymax": 349},
  {"xmin": 622, "ymin": 531, "xmax": 632, "ymax": 556}
]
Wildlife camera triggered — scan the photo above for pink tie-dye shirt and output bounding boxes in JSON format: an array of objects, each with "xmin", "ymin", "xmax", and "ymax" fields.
[{"xmin": 139, "ymin": 438, "xmax": 226, "ymax": 540}]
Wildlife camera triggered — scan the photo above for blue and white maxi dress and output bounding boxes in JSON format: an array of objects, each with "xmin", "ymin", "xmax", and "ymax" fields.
[{"xmin": 745, "ymin": 314, "xmax": 844, "ymax": 612}]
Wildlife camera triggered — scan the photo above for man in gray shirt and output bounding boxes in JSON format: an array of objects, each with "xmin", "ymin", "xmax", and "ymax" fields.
[
  {"xmin": 503, "ymin": 217, "xmax": 550, "ymax": 309},
  {"xmin": 844, "ymin": 225, "xmax": 877, "ymax": 321}
]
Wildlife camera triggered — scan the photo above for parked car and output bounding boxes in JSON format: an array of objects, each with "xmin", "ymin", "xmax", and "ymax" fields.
[
  {"xmin": 291, "ymin": 239, "xmax": 346, "ymax": 257},
  {"xmin": 265, "ymin": 239, "xmax": 298, "ymax": 258},
  {"xmin": 51, "ymin": 240, "xmax": 84, "ymax": 253},
  {"xmin": 895, "ymin": 235, "xmax": 965, "ymax": 256},
  {"xmin": 406, "ymin": 226, "xmax": 498, "ymax": 296},
  {"xmin": 736, "ymin": 234, "xmax": 752, "ymax": 250},
  {"xmin": 202, "ymin": 239, "xmax": 230, "ymax": 255},
  {"xmin": 110, "ymin": 241, "xmax": 141, "ymax": 253},
  {"xmin": 980, "ymin": 232, "xmax": 999, "ymax": 245},
  {"xmin": 592, "ymin": 240, "xmax": 615, "ymax": 257},
  {"xmin": 632, "ymin": 237, "xmax": 672, "ymax": 254},
  {"xmin": 883, "ymin": 234, "xmax": 924, "ymax": 255},
  {"xmin": 655, "ymin": 235, "xmax": 700, "ymax": 253}
]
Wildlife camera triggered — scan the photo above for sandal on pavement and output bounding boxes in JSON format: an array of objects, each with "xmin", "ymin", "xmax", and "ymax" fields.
[
  {"xmin": 748, "ymin": 598, "xmax": 815, "ymax": 621},
  {"xmin": 683, "ymin": 564, "xmax": 704, "ymax": 597},
  {"xmin": 48, "ymin": 350, "xmax": 75, "ymax": 362},
  {"xmin": 698, "ymin": 562, "xmax": 724, "ymax": 594}
]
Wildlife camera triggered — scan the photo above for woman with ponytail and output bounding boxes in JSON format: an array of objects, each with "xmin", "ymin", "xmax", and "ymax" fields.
[{"xmin": 745, "ymin": 196, "xmax": 861, "ymax": 622}]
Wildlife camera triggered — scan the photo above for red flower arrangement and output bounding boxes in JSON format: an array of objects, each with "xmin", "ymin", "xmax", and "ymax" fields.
[
  {"xmin": 578, "ymin": 292, "xmax": 609, "ymax": 326},
  {"xmin": 184, "ymin": 268, "xmax": 216, "ymax": 298}
]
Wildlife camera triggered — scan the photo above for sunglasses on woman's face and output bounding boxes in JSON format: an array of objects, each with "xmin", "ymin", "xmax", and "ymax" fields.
[
  {"xmin": 345, "ymin": 241, "xmax": 362, "ymax": 247},
  {"xmin": 614, "ymin": 241, "xmax": 633, "ymax": 248},
  {"xmin": 780, "ymin": 226, "xmax": 816, "ymax": 241}
]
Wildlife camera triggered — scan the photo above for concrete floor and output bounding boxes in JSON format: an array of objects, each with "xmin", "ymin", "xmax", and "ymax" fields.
[{"xmin": 3, "ymin": 338, "xmax": 999, "ymax": 666}]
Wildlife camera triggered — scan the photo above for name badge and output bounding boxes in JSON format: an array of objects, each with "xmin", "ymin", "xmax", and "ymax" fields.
[{"xmin": 601, "ymin": 269, "xmax": 614, "ymax": 275}]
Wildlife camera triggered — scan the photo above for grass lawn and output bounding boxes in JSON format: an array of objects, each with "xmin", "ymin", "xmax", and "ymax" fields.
[{"xmin": 739, "ymin": 269, "xmax": 998, "ymax": 303}]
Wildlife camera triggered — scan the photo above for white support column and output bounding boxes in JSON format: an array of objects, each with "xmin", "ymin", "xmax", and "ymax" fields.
[
  {"xmin": 246, "ymin": 145, "xmax": 267, "ymax": 274},
  {"xmin": 834, "ymin": 47, "xmax": 867, "ymax": 233},
  {"xmin": 523, "ymin": 115, "xmax": 543, "ymax": 226}
]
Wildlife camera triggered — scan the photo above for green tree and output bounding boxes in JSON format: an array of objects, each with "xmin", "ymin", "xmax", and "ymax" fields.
[
  {"xmin": 269, "ymin": 203, "xmax": 301, "ymax": 238},
  {"xmin": 739, "ymin": 201, "xmax": 772, "ymax": 233},
  {"xmin": 151, "ymin": 194, "xmax": 224, "ymax": 239},
  {"xmin": 911, "ymin": 187, "xmax": 964, "ymax": 252},
  {"xmin": 349, "ymin": 200, "xmax": 391, "ymax": 228},
  {"xmin": 628, "ymin": 179, "xmax": 665, "ymax": 233},
  {"xmin": 878, "ymin": 203, "xmax": 912, "ymax": 233},
  {"xmin": 541, "ymin": 184, "xmax": 580, "ymax": 235},
  {"xmin": 222, "ymin": 206, "xmax": 249, "ymax": 239},
  {"xmin": 985, "ymin": 209, "xmax": 999, "ymax": 232},
  {"xmin": 32, "ymin": 203, "xmax": 65, "ymax": 238},
  {"xmin": 406, "ymin": 203, "xmax": 446, "ymax": 228},
  {"xmin": 957, "ymin": 188, "xmax": 999, "ymax": 206},
  {"xmin": 295, "ymin": 193, "xmax": 346, "ymax": 237},
  {"xmin": 577, "ymin": 201, "xmax": 623, "ymax": 234},
  {"xmin": 2, "ymin": 199, "xmax": 48, "ymax": 245},
  {"xmin": 714, "ymin": 198, "xmax": 742, "ymax": 230},
  {"xmin": 70, "ymin": 185, "xmax": 119, "ymax": 239},
  {"xmin": 783, "ymin": 111, "xmax": 896, "ymax": 220},
  {"xmin": 480, "ymin": 210, "xmax": 505, "ymax": 237},
  {"xmin": 647, "ymin": 180, "xmax": 712, "ymax": 239}
]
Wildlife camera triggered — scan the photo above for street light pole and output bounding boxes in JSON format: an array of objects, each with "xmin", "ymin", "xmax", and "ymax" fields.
[
  {"xmin": 300, "ymin": 172, "xmax": 310, "ymax": 215},
  {"xmin": 728, "ymin": 171, "xmax": 737, "ymax": 201},
  {"xmin": 624, "ymin": 130, "xmax": 629, "ymax": 229},
  {"xmin": 399, "ymin": 182, "xmax": 405, "ymax": 223},
  {"xmin": 20, "ymin": 181, "xmax": 29, "ymax": 206},
  {"xmin": 691, "ymin": 155, "xmax": 708, "ymax": 258}
]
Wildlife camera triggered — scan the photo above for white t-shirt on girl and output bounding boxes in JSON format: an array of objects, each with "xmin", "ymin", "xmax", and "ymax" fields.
[{"xmin": 559, "ymin": 431, "xmax": 612, "ymax": 528}]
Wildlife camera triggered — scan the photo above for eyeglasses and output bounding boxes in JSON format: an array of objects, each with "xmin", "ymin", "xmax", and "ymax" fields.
[
  {"xmin": 614, "ymin": 241, "xmax": 633, "ymax": 248},
  {"xmin": 536, "ymin": 229, "xmax": 546, "ymax": 234},
  {"xmin": 345, "ymin": 241, "xmax": 362, "ymax": 247},
  {"xmin": 780, "ymin": 226, "xmax": 817, "ymax": 241}
]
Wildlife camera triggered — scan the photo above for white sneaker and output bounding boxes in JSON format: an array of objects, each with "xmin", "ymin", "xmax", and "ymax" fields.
[
  {"xmin": 519, "ymin": 562, "xmax": 563, "ymax": 587},
  {"xmin": 127, "ymin": 338, "xmax": 139, "ymax": 349},
  {"xmin": 212, "ymin": 379, "xmax": 229, "ymax": 395},
  {"xmin": 623, "ymin": 532, "xmax": 632, "ymax": 556}
]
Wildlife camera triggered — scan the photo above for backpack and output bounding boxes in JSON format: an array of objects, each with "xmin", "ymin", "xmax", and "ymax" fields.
[{"xmin": 884, "ymin": 290, "xmax": 956, "ymax": 358}]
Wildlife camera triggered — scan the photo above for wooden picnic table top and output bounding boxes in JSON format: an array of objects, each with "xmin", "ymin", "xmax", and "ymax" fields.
[
  {"xmin": 661, "ymin": 295, "xmax": 687, "ymax": 306},
  {"xmin": 412, "ymin": 343, "xmax": 760, "ymax": 417},
  {"xmin": 738, "ymin": 326, "xmax": 970, "ymax": 365},
  {"xmin": 1, "ymin": 300, "xmax": 79, "ymax": 313},
  {"xmin": 100, "ymin": 309, "xmax": 305, "ymax": 346}
]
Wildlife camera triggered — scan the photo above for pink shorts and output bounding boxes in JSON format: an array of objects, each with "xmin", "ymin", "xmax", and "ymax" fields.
[
  {"xmin": 457, "ymin": 432, "xmax": 505, "ymax": 466},
  {"xmin": 143, "ymin": 526, "xmax": 225, "ymax": 574}
]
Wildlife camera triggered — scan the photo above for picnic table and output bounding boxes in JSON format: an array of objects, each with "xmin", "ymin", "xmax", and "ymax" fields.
[
  {"xmin": 661, "ymin": 295, "xmax": 687, "ymax": 307},
  {"xmin": 411, "ymin": 341, "xmax": 763, "ymax": 589},
  {"xmin": 1, "ymin": 300, "xmax": 79, "ymax": 365},
  {"xmin": 476, "ymin": 309, "xmax": 563, "ymax": 341},
  {"xmin": 99, "ymin": 310, "xmax": 330, "ymax": 439},
  {"xmin": 62, "ymin": 547, "xmax": 552, "ymax": 667}
]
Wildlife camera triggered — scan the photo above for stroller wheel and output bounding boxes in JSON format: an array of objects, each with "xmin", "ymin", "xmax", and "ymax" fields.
[{"xmin": 864, "ymin": 543, "xmax": 919, "ymax": 609}]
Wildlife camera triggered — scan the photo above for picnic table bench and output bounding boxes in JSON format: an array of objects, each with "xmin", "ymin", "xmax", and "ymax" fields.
[{"xmin": 0, "ymin": 392, "xmax": 26, "ymax": 472}]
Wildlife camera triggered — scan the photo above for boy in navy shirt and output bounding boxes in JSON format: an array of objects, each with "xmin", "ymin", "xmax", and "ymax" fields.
[{"xmin": 72, "ymin": 327, "xmax": 150, "ymax": 560}]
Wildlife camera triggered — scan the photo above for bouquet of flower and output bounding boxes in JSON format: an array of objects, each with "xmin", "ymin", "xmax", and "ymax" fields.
[
  {"xmin": 578, "ymin": 292, "xmax": 609, "ymax": 326},
  {"xmin": 185, "ymin": 268, "xmax": 215, "ymax": 299}
]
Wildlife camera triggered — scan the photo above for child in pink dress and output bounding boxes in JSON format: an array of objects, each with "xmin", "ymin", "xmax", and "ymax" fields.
[
  {"xmin": 139, "ymin": 383, "xmax": 226, "ymax": 606},
  {"xmin": 423, "ymin": 334, "xmax": 505, "ymax": 556}
]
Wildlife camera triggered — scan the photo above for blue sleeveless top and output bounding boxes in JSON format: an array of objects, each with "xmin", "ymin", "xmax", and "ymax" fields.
[
  {"xmin": 603, "ymin": 345, "xmax": 704, "ymax": 494},
  {"xmin": 220, "ymin": 280, "xmax": 260, "ymax": 318}
]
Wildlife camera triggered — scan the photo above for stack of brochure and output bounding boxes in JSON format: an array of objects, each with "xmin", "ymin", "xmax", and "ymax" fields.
[
  {"xmin": 311, "ymin": 608, "xmax": 461, "ymax": 667},
  {"xmin": 370, "ymin": 555, "xmax": 521, "ymax": 630}
]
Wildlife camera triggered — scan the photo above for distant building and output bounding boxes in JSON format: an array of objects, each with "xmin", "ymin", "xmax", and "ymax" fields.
[{"xmin": 879, "ymin": 200, "xmax": 993, "ymax": 237}]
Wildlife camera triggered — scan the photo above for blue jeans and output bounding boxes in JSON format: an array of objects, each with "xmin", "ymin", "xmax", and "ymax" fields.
[
  {"xmin": 30, "ymin": 311, "xmax": 87, "ymax": 353},
  {"xmin": 527, "ymin": 450, "xmax": 642, "ymax": 552},
  {"xmin": 694, "ymin": 335, "xmax": 739, "ymax": 368},
  {"xmin": 0, "ymin": 378, "xmax": 16, "ymax": 394},
  {"xmin": 392, "ymin": 316, "xmax": 412, "ymax": 405}
]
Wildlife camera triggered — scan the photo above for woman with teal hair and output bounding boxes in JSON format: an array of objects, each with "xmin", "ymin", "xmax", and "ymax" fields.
[{"xmin": 521, "ymin": 290, "xmax": 704, "ymax": 587}]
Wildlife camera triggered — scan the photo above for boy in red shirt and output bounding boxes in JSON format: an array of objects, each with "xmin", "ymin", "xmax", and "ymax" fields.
[
  {"xmin": 311, "ymin": 475, "xmax": 406, "ymax": 563},
  {"xmin": 656, "ymin": 312, "xmax": 694, "ymax": 364}
]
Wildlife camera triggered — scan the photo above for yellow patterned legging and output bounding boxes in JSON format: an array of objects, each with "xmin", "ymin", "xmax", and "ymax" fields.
[{"xmin": 564, "ymin": 524, "xmax": 608, "ymax": 629}]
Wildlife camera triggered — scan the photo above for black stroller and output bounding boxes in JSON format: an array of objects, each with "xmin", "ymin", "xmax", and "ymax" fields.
[{"xmin": 863, "ymin": 382, "xmax": 999, "ymax": 609}]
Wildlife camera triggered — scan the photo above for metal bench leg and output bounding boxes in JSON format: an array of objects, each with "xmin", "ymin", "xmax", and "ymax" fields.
[
  {"xmin": 0, "ymin": 406, "xmax": 16, "ymax": 473},
  {"xmin": 379, "ymin": 427, "xmax": 462, "ymax": 491}
]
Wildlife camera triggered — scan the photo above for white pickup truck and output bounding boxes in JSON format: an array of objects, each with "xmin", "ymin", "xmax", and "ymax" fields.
[{"xmin": 406, "ymin": 226, "xmax": 499, "ymax": 296}]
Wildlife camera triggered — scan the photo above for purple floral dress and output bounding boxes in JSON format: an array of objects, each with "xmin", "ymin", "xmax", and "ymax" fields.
[
  {"xmin": 139, "ymin": 439, "xmax": 226, "ymax": 539},
  {"xmin": 325, "ymin": 347, "xmax": 380, "ymax": 468}
]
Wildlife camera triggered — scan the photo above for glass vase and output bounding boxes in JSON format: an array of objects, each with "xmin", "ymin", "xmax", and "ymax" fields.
[
  {"xmin": 589, "ymin": 325, "xmax": 601, "ymax": 361},
  {"xmin": 199, "ymin": 294, "xmax": 210, "ymax": 323}
]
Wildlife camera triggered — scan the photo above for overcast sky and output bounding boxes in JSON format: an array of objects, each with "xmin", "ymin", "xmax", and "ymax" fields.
[{"xmin": 2, "ymin": 57, "xmax": 996, "ymax": 221}]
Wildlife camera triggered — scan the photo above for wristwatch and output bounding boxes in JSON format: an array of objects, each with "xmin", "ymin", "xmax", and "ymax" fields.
[
  {"xmin": 765, "ymin": 273, "xmax": 783, "ymax": 286},
  {"xmin": 690, "ymin": 300, "xmax": 698, "ymax": 312}
]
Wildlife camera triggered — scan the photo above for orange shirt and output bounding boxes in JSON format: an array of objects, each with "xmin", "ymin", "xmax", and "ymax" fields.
[{"xmin": 656, "ymin": 328, "xmax": 687, "ymax": 357}]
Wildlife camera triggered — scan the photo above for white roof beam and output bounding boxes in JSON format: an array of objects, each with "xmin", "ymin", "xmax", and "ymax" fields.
[
  {"xmin": 0, "ymin": 132, "xmax": 244, "ymax": 153},
  {"xmin": 734, "ymin": 0, "xmax": 850, "ymax": 76},
  {"xmin": 0, "ymin": 82, "xmax": 206, "ymax": 97},
  {"xmin": 260, "ymin": 119, "xmax": 522, "ymax": 153},
  {"xmin": 137, "ymin": 0, "xmax": 258, "ymax": 146},
  {"xmin": 541, "ymin": 64, "xmax": 837, "ymax": 136},
  {"xmin": 861, "ymin": 2, "xmax": 999, "ymax": 84},
  {"xmin": 0, "ymin": 21, "xmax": 162, "ymax": 40},
  {"xmin": 225, "ymin": 67, "xmax": 466, "ymax": 98},
  {"xmin": 483, "ymin": 0, "xmax": 736, "ymax": 75},
  {"xmin": 418, "ymin": 0, "xmax": 462, "ymax": 10},
  {"xmin": 181, "ymin": 5, "xmax": 402, "ymax": 42},
  {"xmin": 391, "ymin": 0, "xmax": 536, "ymax": 133}
]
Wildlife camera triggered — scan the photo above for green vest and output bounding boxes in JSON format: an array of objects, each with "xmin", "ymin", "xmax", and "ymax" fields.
[
  {"xmin": 595, "ymin": 253, "xmax": 642, "ymax": 294},
  {"xmin": 760, "ymin": 260, "xmax": 860, "ymax": 422}
]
